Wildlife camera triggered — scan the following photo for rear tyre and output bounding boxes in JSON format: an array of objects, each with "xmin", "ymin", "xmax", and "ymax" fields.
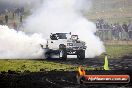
[
  {"xmin": 45, "ymin": 52, "xmax": 50, "ymax": 59},
  {"xmin": 77, "ymin": 50, "xmax": 85, "ymax": 60},
  {"xmin": 59, "ymin": 49, "xmax": 67, "ymax": 60},
  {"xmin": 59, "ymin": 44, "xmax": 67, "ymax": 60}
]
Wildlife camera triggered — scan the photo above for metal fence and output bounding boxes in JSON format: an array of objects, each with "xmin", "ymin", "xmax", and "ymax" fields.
[{"xmin": 96, "ymin": 29, "xmax": 132, "ymax": 41}]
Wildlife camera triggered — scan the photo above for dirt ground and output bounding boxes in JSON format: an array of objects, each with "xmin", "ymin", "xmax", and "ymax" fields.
[
  {"xmin": 51, "ymin": 55, "xmax": 132, "ymax": 70},
  {"xmin": 0, "ymin": 56, "xmax": 132, "ymax": 88},
  {"xmin": 0, "ymin": 70, "xmax": 132, "ymax": 88}
]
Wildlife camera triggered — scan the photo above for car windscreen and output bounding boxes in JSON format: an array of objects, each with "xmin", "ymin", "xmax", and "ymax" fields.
[{"xmin": 56, "ymin": 33, "xmax": 67, "ymax": 39}]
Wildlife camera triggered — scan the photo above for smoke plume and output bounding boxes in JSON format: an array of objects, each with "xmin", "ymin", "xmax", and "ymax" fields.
[
  {"xmin": 0, "ymin": 0, "xmax": 105, "ymax": 59},
  {"xmin": 0, "ymin": 25, "xmax": 46, "ymax": 59},
  {"xmin": 24, "ymin": 0, "xmax": 105, "ymax": 58}
]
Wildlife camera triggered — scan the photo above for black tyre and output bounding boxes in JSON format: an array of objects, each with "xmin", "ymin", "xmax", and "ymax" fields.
[
  {"xmin": 59, "ymin": 44, "xmax": 67, "ymax": 60},
  {"xmin": 77, "ymin": 50, "xmax": 85, "ymax": 60},
  {"xmin": 45, "ymin": 52, "xmax": 50, "ymax": 59},
  {"xmin": 59, "ymin": 49, "xmax": 67, "ymax": 60}
]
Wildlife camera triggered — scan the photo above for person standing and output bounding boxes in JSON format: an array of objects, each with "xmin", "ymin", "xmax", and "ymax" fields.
[
  {"xmin": 122, "ymin": 22, "xmax": 128, "ymax": 40},
  {"xmin": 128, "ymin": 21, "xmax": 132, "ymax": 40},
  {"xmin": 117, "ymin": 23, "xmax": 123, "ymax": 40},
  {"xmin": 13, "ymin": 21, "xmax": 17, "ymax": 30},
  {"xmin": 12, "ymin": 12, "xmax": 15, "ymax": 19},
  {"xmin": 5, "ymin": 14, "xmax": 8, "ymax": 24},
  {"xmin": 20, "ymin": 15, "xmax": 23, "ymax": 23},
  {"xmin": 0, "ymin": 20, "xmax": 4, "ymax": 25}
]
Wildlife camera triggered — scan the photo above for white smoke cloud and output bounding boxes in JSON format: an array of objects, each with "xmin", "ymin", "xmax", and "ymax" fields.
[
  {"xmin": 0, "ymin": 0, "xmax": 105, "ymax": 59},
  {"xmin": 24, "ymin": 0, "xmax": 105, "ymax": 58},
  {"xmin": 0, "ymin": 25, "xmax": 46, "ymax": 59}
]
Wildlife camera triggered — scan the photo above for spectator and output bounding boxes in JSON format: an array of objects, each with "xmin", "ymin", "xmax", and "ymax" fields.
[
  {"xmin": 112, "ymin": 23, "xmax": 117, "ymax": 40},
  {"xmin": 96, "ymin": 19, "xmax": 100, "ymax": 29},
  {"xmin": 5, "ymin": 14, "xmax": 8, "ymax": 23},
  {"xmin": 12, "ymin": 12, "xmax": 15, "ymax": 19},
  {"xmin": 20, "ymin": 15, "xmax": 23, "ymax": 23},
  {"xmin": 122, "ymin": 22, "xmax": 129, "ymax": 40},
  {"xmin": 122, "ymin": 22, "xmax": 128, "ymax": 32},
  {"xmin": 128, "ymin": 21, "xmax": 132, "ymax": 40},
  {"xmin": 109, "ymin": 24, "xmax": 113, "ymax": 30},
  {"xmin": 0, "ymin": 20, "xmax": 4, "ymax": 25},
  {"xmin": 20, "ymin": 7, "xmax": 24, "ymax": 15},
  {"xmin": 13, "ymin": 21, "xmax": 17, "ymax": 30},
  {"xmin": 117, "ymin": 23, "xmax": 123, "ymax": 40}
]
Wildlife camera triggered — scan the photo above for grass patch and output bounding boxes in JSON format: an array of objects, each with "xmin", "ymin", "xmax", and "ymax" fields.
[
  {"xmin": 0, "ymin": 60, "xmax": 78, "ymax": 72},
  {"xmin": 0, "ymin": 59, "xmax": 94, "ymax": 72},
  {"xmin": 105, "ymin": 45, "xmax": 132, "ymax": 58},
  {"xmin": 0, "ymin": 45, "xmax": 132, "ymax": 72}
]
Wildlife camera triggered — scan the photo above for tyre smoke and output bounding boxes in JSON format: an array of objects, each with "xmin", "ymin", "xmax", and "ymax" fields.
[
  {"xmin": 24, "ymin": 0, "xmax": 105, "ymax": 58},
  {"xmin": 0, "ymin": 25, "xmax": 46, "ymax": 59},
  {"xmin": 0, "ymin": 0, "xmax": 105, "ymax": 59}
]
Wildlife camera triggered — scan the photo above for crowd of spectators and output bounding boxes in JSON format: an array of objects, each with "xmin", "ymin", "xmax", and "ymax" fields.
[
  {"xmin": 95, "ymin": 19, "xmax": 132, "ymax": 40},
  {"xmin": 0, "ymin": 7, "xmax": 24, "ymax": 30}
]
